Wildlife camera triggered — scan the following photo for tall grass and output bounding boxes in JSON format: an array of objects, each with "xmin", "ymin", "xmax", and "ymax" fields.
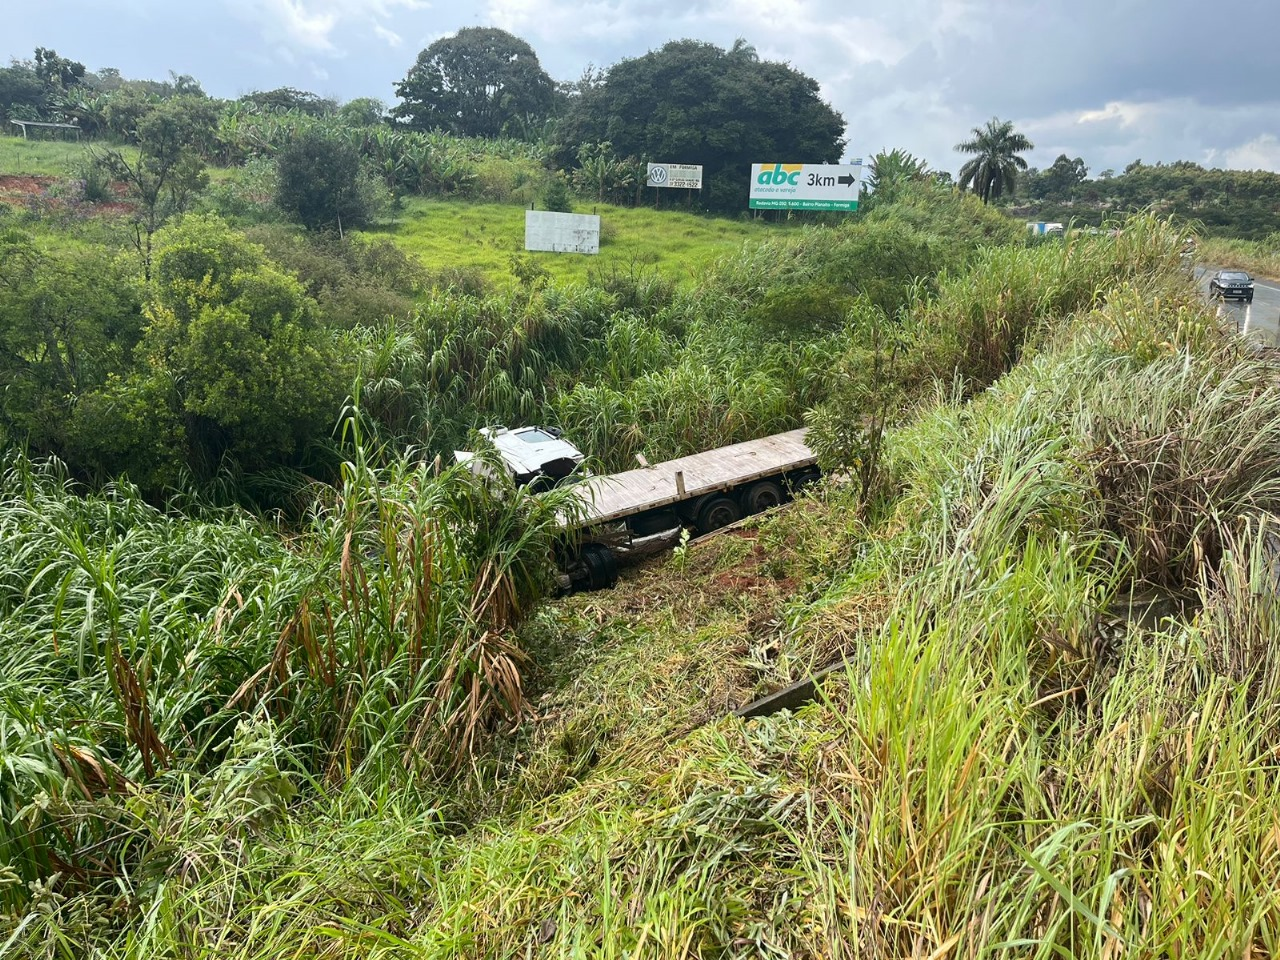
[
  {"xmin": 0, "ymin": 425, "xmax": 581, "ymax": 917},
  {"xmin": 1199, "ymin": 234, "xmax": 1280, "ymax": 278},
  {"xmin": 13, "ymin": 206, "xmax": 1274, "ymax": 957},
  {"xmin": 333, "ymin": 266, "xmax": 1280, "ymax": 959}
]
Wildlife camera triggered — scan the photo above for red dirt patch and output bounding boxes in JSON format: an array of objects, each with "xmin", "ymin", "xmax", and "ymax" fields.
[
  {"xmin": 0, "ymin": 174, "xmax": 134, "ymax": 216},
  {"xmin": 0, "ymin": 174, "xmax": 57, "ymax": 196}
]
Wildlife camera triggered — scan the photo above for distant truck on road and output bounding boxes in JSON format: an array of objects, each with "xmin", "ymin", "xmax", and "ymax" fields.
[
  {"xmin": 1026, "ymin": 221, "xmax": 1064, "ymax": 236},
  {"xmin": 457, "ymin": 427, "xmax": 820, "ymax": 591}
]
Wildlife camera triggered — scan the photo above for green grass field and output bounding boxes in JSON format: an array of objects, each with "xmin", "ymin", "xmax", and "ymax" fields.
[
  {"xmin": 0, "ymin": 134, "xmax": 94, "ymax": 176},
  {"xmin": 370, "ymin": 197, "xmax": 806, "ymax": 286},
  {"xmin": 0, "ymin": 133, "xmax": 147, "ymax": 181},
  {"xmin": 0, "ymin": 135, "xmax": 827, "ymax": 287}
]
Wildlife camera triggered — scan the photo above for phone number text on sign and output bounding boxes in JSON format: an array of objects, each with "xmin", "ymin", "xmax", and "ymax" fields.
[{"xmin": 647, "ymin": 163, "xmax": 703, "ymax": 189}]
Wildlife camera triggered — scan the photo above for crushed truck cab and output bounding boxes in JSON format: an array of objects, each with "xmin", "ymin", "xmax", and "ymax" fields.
[{"xmin": 455, "ymin": 425, "xmax": 586, "ymax": 490}]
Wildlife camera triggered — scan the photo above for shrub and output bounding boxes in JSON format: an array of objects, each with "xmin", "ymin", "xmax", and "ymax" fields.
[
  {"xmin": 275, "ymin": 128, "xmax": 376, "ymax": 232},
  {"xmin": 539, "ymin": 173, "xmax": 572, "ymax": 213}
]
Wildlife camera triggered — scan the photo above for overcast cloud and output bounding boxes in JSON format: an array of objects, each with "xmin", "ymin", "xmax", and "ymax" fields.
[{"xmin": 7, "ymin": 0, "xmax": 1279, "ymax": 176}]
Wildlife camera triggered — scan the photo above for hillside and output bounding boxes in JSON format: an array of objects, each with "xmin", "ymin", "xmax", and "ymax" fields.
[
  {"xmin": 0, "ymin": 137, "xmax": 798, "ymax": 290},
  {"xmin": 7, "ymin": 43, "xmax": 1280, "ymax": 960},
  {"xmin": 7, "ymin": 210, "xmax": 1280, "ymax": 957},
  {"xmin": 376, "ymin": 197, "xmax": 796, "ymax": 287},
  {"xmin": 220, "ymin": 227, "xmax": 1280, "ymax": 956}
]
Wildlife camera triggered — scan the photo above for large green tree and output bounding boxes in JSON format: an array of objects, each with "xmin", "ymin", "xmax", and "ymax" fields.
[
  {"xmin": 955, "ymin": 117, "xmax": 1034, "ymax": 203},
  {"xmin": 1026, "ymin": 153, "xmax": 1088, "ymax": 202},
  {"xmin": 66, "ymin": 217, "xmax": 349, "ymax": 488},
  {"xmin": 392, "ymin": 27, "xmax": 555, "ymax": 138},
  {"xmin": 33, "ymin": 47, "xmax": 85, "ymax": 91},
  {"xmin": 556, "ymin": 39, "xmax": 846, "ymax": 213},
  {"xmin": 0, "ymin": 63, "xmax": 47, "ymax": 124}
]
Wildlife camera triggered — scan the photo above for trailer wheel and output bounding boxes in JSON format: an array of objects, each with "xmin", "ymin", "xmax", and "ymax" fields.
[
  {"xmin": 580, "ymin": 543, "xmax": 618, "ymax": 590},
  {"xmin": 695, "ymin": 495, "xmax": 741, "ymax": 534},
  {"xmin": 785, "ymin": 467, "xmax": 822, "ymax": 494},
  {"xmin": 740, "ymin": 479, "xmax": 785, "ymax": 515}
]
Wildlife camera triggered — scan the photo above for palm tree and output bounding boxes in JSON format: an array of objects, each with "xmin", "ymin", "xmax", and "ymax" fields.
[
  {"xmin": 955, "ymin": 117, "xmax": 1034, "ymax": 203},
  {"xmin": 863, "ymin": 148, "xmax": 930, "ymax": 208}
]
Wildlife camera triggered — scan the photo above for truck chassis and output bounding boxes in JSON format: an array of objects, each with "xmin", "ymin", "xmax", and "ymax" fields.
[{"xmin": 562, "ymin": 429, "xmax": 819, "ymax": 591}]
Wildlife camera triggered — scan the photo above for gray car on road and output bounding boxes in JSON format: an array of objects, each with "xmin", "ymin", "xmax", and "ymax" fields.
[{"xmin": 1209, "ymin": 270, "xmax": 1255, "ymax": 303}]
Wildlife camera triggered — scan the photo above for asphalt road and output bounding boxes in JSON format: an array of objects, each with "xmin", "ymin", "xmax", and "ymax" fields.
[{"xmin": 1195, "ymin": 266, "xmax": 1280, "ymax": 346}]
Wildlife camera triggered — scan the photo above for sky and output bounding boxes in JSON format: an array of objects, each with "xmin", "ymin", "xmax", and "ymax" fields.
[{"xmin": 6, "ymin": 0, "xmax": 1280, "ymax": 177}]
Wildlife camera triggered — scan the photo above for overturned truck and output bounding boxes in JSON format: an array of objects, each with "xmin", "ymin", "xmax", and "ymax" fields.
[{"xmin": 460, "ymin": 427, "xmax": 820, "ymax": 592}]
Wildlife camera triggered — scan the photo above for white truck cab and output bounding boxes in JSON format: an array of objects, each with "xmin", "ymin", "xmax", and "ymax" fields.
[{"xmin": 455, "ymin": 426, "xmax": 586, "ymax": 490}]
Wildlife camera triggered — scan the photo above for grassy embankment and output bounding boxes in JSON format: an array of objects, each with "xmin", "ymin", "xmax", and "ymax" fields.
[
  {"xmin": 0, "ymin": 135, "xmax": 143, "ymax": 176},
  {"xmin": 373, "ymin": 197, "xmax": 796, "ymax": 288},
  {"xmin": 9, "ymin": 215, "xmax": 1280, "ymax": 957},
  {"xmin": 0, "ymin": 136, "xmax": 91, "ymax": 176},
  {"xmin": 1199, "ymin": 235, "xmax": 1280, "ymax": 280},
  {"xmin": 0, "ymin": 133, "xmax": 796, "ymax": 288},
  {"xmin": 240, "ymin": 220, "xmax": 1280, "ymax": 958}
]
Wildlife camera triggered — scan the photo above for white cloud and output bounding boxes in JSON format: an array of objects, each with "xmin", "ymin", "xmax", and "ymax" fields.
[
  {"xmin": 228, "ymin": 0, "xmax": 427, "ymax": 57},
  {"xmin": 373, "ymin": 23, "xmax": 404, "ymax": 47},
  {"xmin": 250, "ymin": 0, "xmax": 339, "ymax": 52},
  {"xmin": 1223, "ymin": 135, "xmax": 1280, "ymax": 173},
  {"xmin": 1076, "ymin": 101, "xmax": 1149, "ymax": 129}
]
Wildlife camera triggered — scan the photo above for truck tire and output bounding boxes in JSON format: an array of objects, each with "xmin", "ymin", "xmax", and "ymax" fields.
[
  {"xmin": 740, "ymin": 479, "xmax": 784, "ymax": 515},
  {"xmin": 695, "ymin": 495, "xmax": 741, "ymax": 534},
  {"xmin": 785, "ymin": 467, "xmax": 821, "ymax": 494},
  {"xmin": 580, "ymin": 542, "xmax": 618, "ymax": 590}
]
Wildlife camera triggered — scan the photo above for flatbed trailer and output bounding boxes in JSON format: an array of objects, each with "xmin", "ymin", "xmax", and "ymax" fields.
[{"xmin": 563, "ymin": 428, "xmax": 820, "ymax": 590}]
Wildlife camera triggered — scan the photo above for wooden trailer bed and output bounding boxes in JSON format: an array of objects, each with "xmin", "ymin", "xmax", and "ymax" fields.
[{"xmin": 573, "ymin": 428, "xmax": 815, "ymax": 525}]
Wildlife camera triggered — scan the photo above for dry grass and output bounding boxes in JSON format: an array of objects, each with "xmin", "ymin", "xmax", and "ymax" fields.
[{"xmin": 1199, "ymin": 236, "xmax": 1280, "ymax": 280}]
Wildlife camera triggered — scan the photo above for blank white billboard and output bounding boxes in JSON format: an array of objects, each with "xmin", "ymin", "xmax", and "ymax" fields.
[{"xmin": 524, "ymin": 211, "xmax": 600, "ymax": 255}]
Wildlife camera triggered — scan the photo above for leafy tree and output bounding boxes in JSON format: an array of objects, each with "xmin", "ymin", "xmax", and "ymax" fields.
[
  {"xmin": 0, "ymin": 63, "xmax": 47, "ymax": 124},
  {"xmin": 33, "ymin": 47, "xmax": 85, "ymax": 90},
  {"xmin": 1027, "ymin": 154, "xmax": 1088, "ymax": 202},
  {"xmin": 539, "ymin": 173, "xmax": 573, "ymax": 213},
  {"xmin": 101, "ymin": 87, "xmax": 160, "ymax": 140},
  {"xmin": 69, "ymin": 217, "xmax": 348, "ymax": 486},
  {"xmin": 89, "ymin": 66, "xmax": 125, "ymax": 92},
  {"xmin": 0, "ymin": 231, "xmax": 142, "ymax": 451},
  {"xmin": 955, "ymin": 117, "xmax": 1034, "ymax": 203},
  {"xmin": 338, "ymin": 97, "xmax": 387, "ymax": 126},
  {"xmin": 93, "ymin": 97, "xmax": 218, "ymax": 278},
  {"xmin": 241, "ymin": 87, "xmax": 336, "ymax": 116},
  {"xmin": 274, "ymin": 128, "xmax": 377, "ymax": 232},
  {"xmin": 556, "ymin": 39, "xmax": 846, "ymax": 213},
  {"xmin": 166, "ymin": 72, "xmax": 205, "ymax": 97},
  {"xmin": 392, "ymin": 27, "xmax": 555, "ymax": 138}
]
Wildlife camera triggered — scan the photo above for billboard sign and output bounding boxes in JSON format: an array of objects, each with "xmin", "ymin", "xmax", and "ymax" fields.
[
  {"xmin": 749, "ymin": 162, "xmax": 862, "ymax": 211},
  {"xmin": 525, "ymin": 211, "xmax": 600, "ymax": 255},
  {"xmin": 647, "ymin": 162, "xmax": 703, "ymax": 189}
]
